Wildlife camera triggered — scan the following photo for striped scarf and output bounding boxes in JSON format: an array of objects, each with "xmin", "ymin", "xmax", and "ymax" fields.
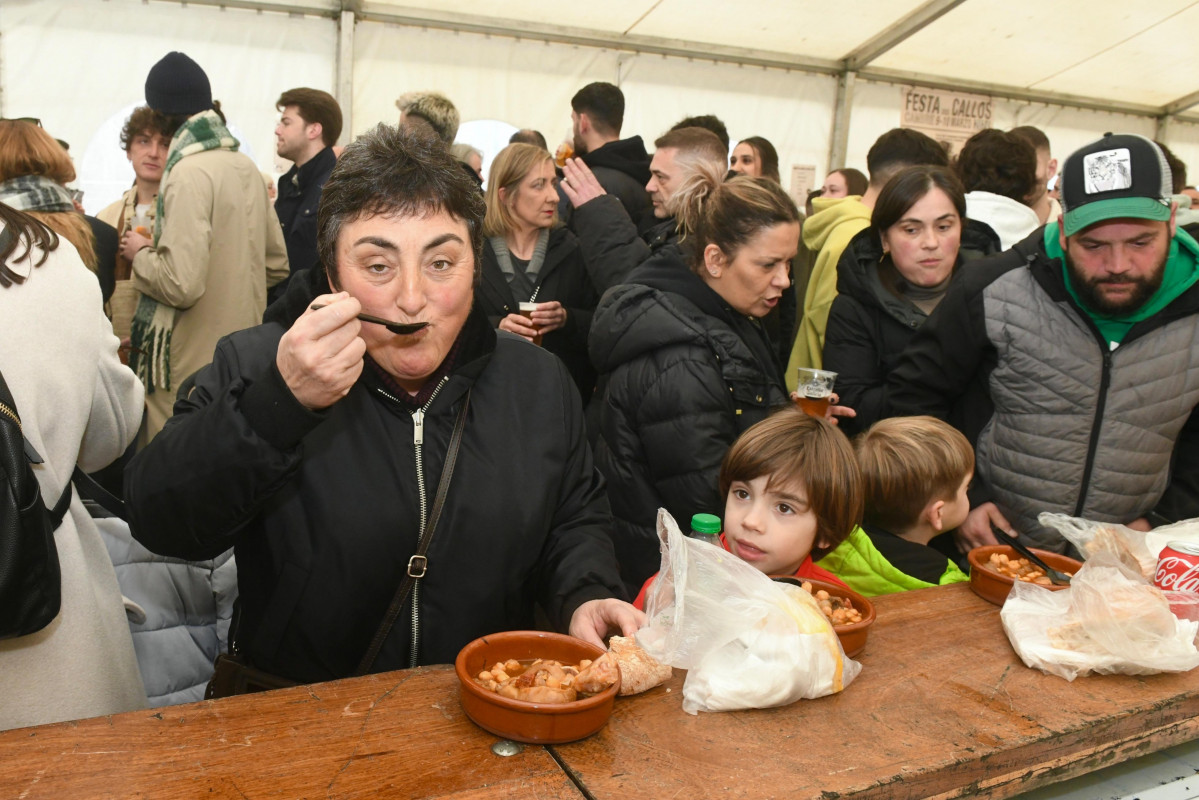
[
  {"xmin": 0, "ymin": 175, "xmax": 75, "ymax": 213},
  {"xmin": 129, "ymin": 110, "xmax": 239, "ymax": 393}
]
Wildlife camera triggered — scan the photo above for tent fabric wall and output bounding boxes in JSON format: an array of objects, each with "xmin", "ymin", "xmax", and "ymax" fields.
[
  {"xmin": 619, "ymin": 53, "xmax": 836, "ymax": 191},
  {"xmin": 1, "ymin": 0, "xmax": 336, "ymax": 214},
  {"xmin": 846, "ymin": 79, "xmax": 1161, "ymax": 190},
  {"xmin": 354, "ymin": 20, "xmax": 620, "ymax": 143},
  {"xmin": 2, "ymin": 0, "xmax": 1197, "ymax": 216}
]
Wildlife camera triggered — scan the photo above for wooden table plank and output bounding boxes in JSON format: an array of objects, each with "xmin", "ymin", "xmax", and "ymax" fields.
[
  {"xmin": 5, "ymin": 584, "xmax": 1198, "ymax": 800},
  {"xmin": 552, "ymin": 583, "xmax": 1199, "ymax": 800},
  {"xmin": 0, "ymin": 666, "xmax": 583, "ymax": 800}
]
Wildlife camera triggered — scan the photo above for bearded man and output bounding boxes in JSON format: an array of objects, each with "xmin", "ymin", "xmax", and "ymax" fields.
[{"xmin": 882, "ymin": 133, "xmax": 1199, "ymax": 555}]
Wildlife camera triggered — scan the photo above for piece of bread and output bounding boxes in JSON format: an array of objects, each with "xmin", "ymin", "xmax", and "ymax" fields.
[
  {"xmin": 609, "ymin": 635, "xmax": 672, "ymax": 696},
  {"xmin": 1085, "ymin": 527, "xmax": 1156, "ymax": 579}
]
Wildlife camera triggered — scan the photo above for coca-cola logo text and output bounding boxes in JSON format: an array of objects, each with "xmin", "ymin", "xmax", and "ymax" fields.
[{"xmin": 1155, "ymin": 556, "xmax": 1199, "ymax": 593}]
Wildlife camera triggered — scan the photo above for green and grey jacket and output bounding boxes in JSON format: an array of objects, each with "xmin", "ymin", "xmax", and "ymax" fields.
[{"xmin": 884, "ymin": 226, "xmax": 1199, "ymax": 553}]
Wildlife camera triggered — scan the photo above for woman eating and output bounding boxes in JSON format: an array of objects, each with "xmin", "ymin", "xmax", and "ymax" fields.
[
  {"xmin": 476, "ymin": 143, "xmax": 599, "ymax": 400},
  {"xmin": 590, "ymin": 166, "xmax": 800, "ymax": 595},
  {"xmin": 126, "ymin": 125, "xmax": 639, "ymax": 686}
]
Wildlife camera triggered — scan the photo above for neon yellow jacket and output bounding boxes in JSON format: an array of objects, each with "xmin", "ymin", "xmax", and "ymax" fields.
[
  {"xmin": 787, "ymin": 196, "xmax": 871, "ymax": 387},
  {"xmin": 817, "ymin": 527, "xmax": 968, "ymax": 597}
]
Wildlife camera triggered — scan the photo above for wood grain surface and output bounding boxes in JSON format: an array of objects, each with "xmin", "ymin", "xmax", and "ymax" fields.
[
  {"xmin": 551, "ymin": 583, "xmax": 1199, "ymax": 800},
  {"xmin": 4, "ymin": 584, "xmax": 1198, "ymax": 800},
  {"xmin": 0, "ymin": 666, "xmax": 583, "ymax": 800}
]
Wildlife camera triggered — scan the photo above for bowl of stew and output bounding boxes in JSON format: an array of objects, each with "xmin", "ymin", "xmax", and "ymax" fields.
[
  {"xmin": 968, "ymin": 545, "xmax": 1082, "ymax": 606},
  {"xmin": 455, "ymin": 630, "xmax": 619, "ymax": 744}
]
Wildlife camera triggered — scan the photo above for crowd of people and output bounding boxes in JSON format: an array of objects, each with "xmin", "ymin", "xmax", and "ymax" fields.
[{"xmin": 4, "ymin": 49, "xmax": 1199, "ymax": 732}]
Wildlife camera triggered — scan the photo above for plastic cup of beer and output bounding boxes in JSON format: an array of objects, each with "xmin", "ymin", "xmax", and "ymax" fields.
[
  {"xmin": 795, "ymin": 368, "xmax": 837, "ymax": 416},
  {"xmin": 518, "ymin": 302, "xmax": 543, "ymax": 346},
  {"xmin": 130, "ymin": 212, "xmax": 151, "ymax": 239}
]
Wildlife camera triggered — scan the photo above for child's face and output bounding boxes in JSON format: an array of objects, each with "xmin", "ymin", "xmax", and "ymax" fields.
[
  {"xmin": 941, "ymin": 473, "xmax": 972, "ymax": 531},
  {"xmin": 724, "ymin": 475, "xmax": 824, "ymax": 576}
]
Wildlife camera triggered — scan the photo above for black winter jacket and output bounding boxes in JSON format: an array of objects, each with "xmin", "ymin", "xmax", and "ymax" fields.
[
  {"xmin": 589, "ymin": 251, "xmax": 790, "ymax": 595},
  {"xmin": 270, "ymin": 146, "xmax": 336, "ymax": 303},
  {"xmin": 559, "ymin": 136, "xmax": 653, "ymax": 233},
  {"xmin": 824, "ymin": 220, "xmax": 1000, "ymax": 436},
  {"xmin": 475, "ymin": 226, "xmax": 599, "ymax": 401},
  {"xmin": 570, "ymin": 194, "xmax": 677, "ymax": 294},
  {"xmin": 126, "ymin": 303, "xmax": 624, "ymax": 683}
]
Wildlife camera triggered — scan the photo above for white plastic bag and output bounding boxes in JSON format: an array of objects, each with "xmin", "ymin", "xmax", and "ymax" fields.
[
  {"xmin": 635, "ymin": 509, "xmax": 860, "ymax": 714},
  {"xmin": 1000, "ymin": 551, "xmax": 1199, "ymax": 681},
  {"xmin": 1038, "ymin": 512, "xmax": 1199, "ymax": 580}
]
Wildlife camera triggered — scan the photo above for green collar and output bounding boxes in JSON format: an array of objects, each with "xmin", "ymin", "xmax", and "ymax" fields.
[{"xmin": 1046, "ymin": 222, "xmax": 1199, "ymax": 347}]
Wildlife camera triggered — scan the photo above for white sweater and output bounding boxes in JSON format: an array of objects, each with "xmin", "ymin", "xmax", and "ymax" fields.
[{"xmin": 0, "ymin": 225, "xmax": 147, "ymax": 731}]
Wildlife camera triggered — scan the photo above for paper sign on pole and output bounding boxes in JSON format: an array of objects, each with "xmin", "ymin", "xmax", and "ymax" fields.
[{"xmin": 790, "ymin": 164, "xmax": 817, "ymax": 209}]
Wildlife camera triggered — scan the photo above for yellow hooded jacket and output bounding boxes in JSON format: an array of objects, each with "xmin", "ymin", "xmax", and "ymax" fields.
[{"xmin": 787, "ymin": 195, "xmax": 871, "ymax": 388}]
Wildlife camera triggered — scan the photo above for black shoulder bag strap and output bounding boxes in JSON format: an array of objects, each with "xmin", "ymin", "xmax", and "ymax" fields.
[{"xmin": 355, "ymin": 389, "xmax": 472, "ymax": 676}]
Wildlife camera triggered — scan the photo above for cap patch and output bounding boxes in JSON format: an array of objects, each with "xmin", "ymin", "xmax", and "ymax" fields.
[{"xmin": 1083, "ymin": 148, "xmax": 1132, "ymax": 194}]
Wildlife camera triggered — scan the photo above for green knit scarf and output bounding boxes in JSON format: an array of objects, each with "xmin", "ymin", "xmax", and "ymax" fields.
[{"xmin": 130, "ymin": 110, "xmax": 239, "ymax": 393}]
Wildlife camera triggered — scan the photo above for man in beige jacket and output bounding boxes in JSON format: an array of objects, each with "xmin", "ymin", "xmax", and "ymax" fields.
[{"xmin": 120, "ymin": 52, "xmax": 288, "ymax": 445}]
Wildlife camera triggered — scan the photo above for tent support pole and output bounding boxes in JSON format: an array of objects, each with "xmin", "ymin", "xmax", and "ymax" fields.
[
  {"xmin": 1156, "ymin": 115, "xmax": 1172, "ymax": 145},
  {"xmin": 336, "ymin": 8, "xmax": 355, "ymax": 142},
  {"xmin": 828, "ymin": 70, "xmax": 856, "ymax": 173}
]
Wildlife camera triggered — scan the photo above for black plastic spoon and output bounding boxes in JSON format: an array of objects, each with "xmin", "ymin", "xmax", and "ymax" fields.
[
  {"xmin": 309, "ymin": 304, "xmax": 429, "ymax": 335},
  {"xmin": 990, "ymin": 524, "xmax": 1072, "ymax": 585}
]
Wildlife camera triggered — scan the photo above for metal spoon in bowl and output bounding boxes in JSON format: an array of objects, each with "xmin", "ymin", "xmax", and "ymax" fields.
[
  {"xmin": 309, "ymin": 304, "xmax": 429, "ymax": 335},
  {"xmin": 990, "ymin": 524, "xmax": 1072, "ymax": 585}
]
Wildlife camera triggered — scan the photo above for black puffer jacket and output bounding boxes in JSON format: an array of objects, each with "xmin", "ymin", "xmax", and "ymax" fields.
[
  {"xmin": 590, "ymin": 249, "xmax": 789, "ymax": 595},
  {"xmin": 126, "ymin": 301, "xmax": 624, "ymax": 683},
  {"xmin": 559, "ymin": 136, "xmax": 653, "ymax": 232},
  {"xmin": 570, "ymin": 194, "xmax": 677, "ymax": 294},
  {"xmin": 823, "ymin": 219, "xmax": 1000, "ymax": 436},
  {"xmin": 475, "ymin": 226, "xmax": 599, "ymax": 402}
]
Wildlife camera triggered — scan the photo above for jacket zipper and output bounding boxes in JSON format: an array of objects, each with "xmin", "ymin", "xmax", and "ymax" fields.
[
  {"xmin": 1073, "ymin": 339, "xmax": 1113, "ymax": 517},
  {"xmin": 0, "ymin": 402, "xmax": 19, "ymax": 430},
  {"xmin": 375, "ymin": 377, "xmax": 449, "ymax": 668}
]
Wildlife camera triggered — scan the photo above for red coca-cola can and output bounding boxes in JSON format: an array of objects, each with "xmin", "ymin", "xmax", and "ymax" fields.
[{"xmin": 1154, "ymin": 541, "xmax": 1199, "ymax": 593}]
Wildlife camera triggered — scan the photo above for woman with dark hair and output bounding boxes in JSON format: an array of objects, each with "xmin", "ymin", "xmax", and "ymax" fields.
[
  {"xmin": 477, "ymin": 143, "xmax": 599, "ymax": 399},
  {"xmin": 0, "ymin": 202, "xmax": 146, "ymax": 730},
  {"xmin": 821, "ymin": 168, "xmax": 868, "ymax": 199},
  {"xmin": 127, "ymin": 125, "xmax": 638, "ymax": 686},
  {"xmin": 590, "ymin": 165, "xmax": 800, "ymax": 595},
  {"xmin": 823, "ymin": 165, "xmax": 999, "ymax": 436},
  {"xmin": 730, "ymin": 136, "xmax": 781, "ymax": 183}
]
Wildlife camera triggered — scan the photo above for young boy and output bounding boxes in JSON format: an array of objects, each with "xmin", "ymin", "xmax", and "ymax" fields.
[
  {"xmin": 819, "ymin": 416, "xmax": 971, "ymax": 595},
  {"xmin": 634, "ymin": 410, "xmax": 862, "ymax": 609}
]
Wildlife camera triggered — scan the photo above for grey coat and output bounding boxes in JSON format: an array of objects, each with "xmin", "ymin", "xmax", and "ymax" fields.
[{"xmin": 887, "ymin": 227, "xmax": 1199, "ymax": 552}]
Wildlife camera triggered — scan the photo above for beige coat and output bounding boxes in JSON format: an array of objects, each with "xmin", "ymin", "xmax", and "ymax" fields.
[
  {"xmin": 131, "ymin": 148, "xmax": 288, "ymax": 443},
  {"xmin": 0, "ymin": 229, "xmax": 147, "ymax": 731}
]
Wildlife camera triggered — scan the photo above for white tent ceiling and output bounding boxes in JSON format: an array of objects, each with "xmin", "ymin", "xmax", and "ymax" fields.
[
  {"xmin": 209, "ymin": 0, "xmax": 1199, "ymax": 118},
  {"xmin": 4, "ymin": 0, "xmax": 1198, "ymax": 214}
]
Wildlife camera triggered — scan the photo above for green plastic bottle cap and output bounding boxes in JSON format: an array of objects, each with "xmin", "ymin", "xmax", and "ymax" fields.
[{"xmin": 690, "ymin": 513, "xmax": 722, "ymax": 535}]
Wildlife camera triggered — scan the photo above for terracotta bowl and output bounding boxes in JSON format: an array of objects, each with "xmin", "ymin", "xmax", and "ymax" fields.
[
  {"xmin": 772, "ymin": 576, "xmax": 876, "ymax": 658},
  {"xmin": 455, "ymin": 630, "xmax": 618, "ymax": 745},
  {"xmin": 968, "ymin": 545, "xmax": 1083, "ymax": 606}
]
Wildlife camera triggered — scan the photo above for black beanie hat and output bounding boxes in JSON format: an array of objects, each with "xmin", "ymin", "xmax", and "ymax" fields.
[{"xmin": 145, "ymin": 52, "xmax": 212, "ymax": 116}]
